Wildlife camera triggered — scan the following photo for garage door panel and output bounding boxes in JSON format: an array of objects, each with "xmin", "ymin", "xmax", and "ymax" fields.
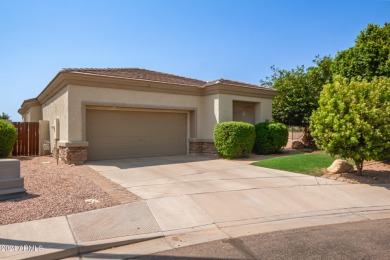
[{"xmin": 86, "ymin": 110, "xmax": 187, "ymax": 161}]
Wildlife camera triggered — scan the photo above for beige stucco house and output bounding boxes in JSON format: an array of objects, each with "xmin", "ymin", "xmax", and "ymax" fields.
[{"xmin": 18, "ymin": 68, "xmax": 277, "ymax": 164}]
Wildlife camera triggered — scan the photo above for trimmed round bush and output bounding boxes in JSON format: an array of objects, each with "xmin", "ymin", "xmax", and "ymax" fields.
[
  {"xmin": 0, "ymin": 120, "xmax": 17, "ymax": 158},
  {"xmin": 253, "ymin": 122, "xmax": 288, "ymax": 155},
  {"xmin": 214, "ymin": 121, "xmax": 255, "ymax": 159}
]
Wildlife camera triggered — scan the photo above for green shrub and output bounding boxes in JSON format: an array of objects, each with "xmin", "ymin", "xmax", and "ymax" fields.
[
  {"xmin": 214, "ymin": 122, "xmax": 255, "ymax": 159},
  {"xmin": 0, "ymin": 120, "xmax": 17, "ymax": 158},
  {"xmin": 253, "ymin": 122, "xmax": 288, "ymax": 154},
  {"xmin": 310, "ymin": 76, "xmax": 390, "ymax": 175}
]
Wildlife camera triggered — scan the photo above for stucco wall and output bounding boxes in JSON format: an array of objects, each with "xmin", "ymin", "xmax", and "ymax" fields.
[
  {"xmin": 42, "ymin": 87, "xmax": 69, "ymax": 150},
  {"xmin": 200, "ymin": 94, "xmax": 219, "ymax": 139},
  {"xmin": 22, "ymin": 105, "xmax": 42, "ymax": 122},
  {"xmin": 67, "ymin": 85, "xmax": 208, "ymax": 142},
  {"xmin": 46, "ymin": 85, "xmax": 274, "ymax": 145},
  {"xmin": 218, "ymin": 94, "xmax": 273, "ymax": 124},
  {"xmin": 29, "ymin": 105, "xmax": 42, "ymax": 122}
]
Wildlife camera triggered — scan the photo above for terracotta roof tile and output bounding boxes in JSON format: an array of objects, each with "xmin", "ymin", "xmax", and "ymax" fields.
[{"xmin": 61, "ymin": 68, "xmax": 207, "ymax": 87}]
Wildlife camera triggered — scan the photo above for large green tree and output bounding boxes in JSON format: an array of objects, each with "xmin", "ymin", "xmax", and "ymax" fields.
[
  {"xmin": 310, "ymin": 76, "xmax": 390, "ymax": 175},
  {"xmin": 261, "ymin": 56, "xmax": 333, "ymax": 145},
  {"xmin": 333, "ymin": 23, "xmax": 390, "ymax": 80}
]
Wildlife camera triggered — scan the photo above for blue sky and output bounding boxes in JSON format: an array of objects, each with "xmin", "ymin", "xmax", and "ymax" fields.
[{"xmin": 1, "ymin": 0, "xmax": 389, "ymax": 120}]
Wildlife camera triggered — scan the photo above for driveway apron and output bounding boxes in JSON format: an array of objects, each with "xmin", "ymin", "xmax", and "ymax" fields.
[{"xmin": 87, "ymin": 155, "xmax": 390, "ymax": 236}]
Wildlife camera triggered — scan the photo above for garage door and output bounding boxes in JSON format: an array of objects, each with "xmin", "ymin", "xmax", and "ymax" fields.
[{"xmin": 86, "ymin": 109, "xmax": 187, "ymax": 161}]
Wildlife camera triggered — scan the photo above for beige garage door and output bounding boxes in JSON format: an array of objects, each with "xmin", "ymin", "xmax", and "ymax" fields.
[{"xmin": 86, "ymin": 109, "xmax": 187, "ymax": 161}]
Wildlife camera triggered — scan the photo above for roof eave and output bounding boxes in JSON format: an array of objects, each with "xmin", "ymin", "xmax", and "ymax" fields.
[
  {"xmin": 18, "ymin": 98, "xmax": 41, "ymax": 115},
  {"xmin": 203, "ymin": 83, "xmax": 278, "ymax": 98},
  {"xmin": 68, "ymin": 71, "xmax": 206, "ymax": 88},
  {"xmin": 37, "ymin": 71, "xmax": 205, "ymax": 104}
]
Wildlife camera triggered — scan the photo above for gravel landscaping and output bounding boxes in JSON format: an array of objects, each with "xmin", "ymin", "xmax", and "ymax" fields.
[
  {"xmin": 0, "ymin": 156, "xmax": 120, "ymax": 226},
  {"xmin": 323, "ymin": 160, "xmax": 390, "ymax": 184}
]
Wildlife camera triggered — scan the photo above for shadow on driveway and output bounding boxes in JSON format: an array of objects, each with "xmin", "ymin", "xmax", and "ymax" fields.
[{"xmin": 86, "ymin": 155, "xmax": 219, "ymax": 170}]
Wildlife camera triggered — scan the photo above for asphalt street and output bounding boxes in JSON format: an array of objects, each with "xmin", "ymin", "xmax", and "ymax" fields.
[{"xmin": 134, "ymin": 218, "xmax": 390, "ymax": 260}]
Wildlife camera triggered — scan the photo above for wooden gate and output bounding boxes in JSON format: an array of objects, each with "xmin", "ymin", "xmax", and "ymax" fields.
[{"xmin": 12, "ymin": 122, "xmax": 39, "ymax": 156}]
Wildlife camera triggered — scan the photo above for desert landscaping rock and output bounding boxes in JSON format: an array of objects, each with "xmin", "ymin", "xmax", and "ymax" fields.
[
  {"xmin": 327, "ymin": 159, "xmax": 354, "ymax": 174},
  {"xmin": 85, "ymin": 199, "xmax": 100, "ymax": 204},
  {"xmin": 323, "ymin": 160, "xmax": 390, "ymax": 184},
  {"xmin": 291, "ymin": 141, "xmax": 304, "ymax": 150},
  {"xmin": 0, "ymin": 156, "xmax": 120, "ymax": 226}
]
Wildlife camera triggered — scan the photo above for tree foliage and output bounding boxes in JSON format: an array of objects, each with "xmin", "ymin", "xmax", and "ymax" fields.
[
  {"xmin": 261, "ymin": 56, "xmax": 333, "ymax": 128},
  {"xmin": 261, "ymin": 56, "xmax": 333, "ymax": 147},
  {"xmin": 333, "ymin": 23, "xmax": 390, "ymax": 80},
  {"xmin": 310, "ymin": 76, "xmax": 390, "ymax": 175},
  {"xmin": 0, "ymin": 112, "xmax": 10, "ymax": 120}
]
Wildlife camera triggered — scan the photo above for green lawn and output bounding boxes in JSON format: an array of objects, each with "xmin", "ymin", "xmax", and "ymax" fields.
[{"xmin": 252, "ymin": 153, "xmax": 342, "ymax": 176}]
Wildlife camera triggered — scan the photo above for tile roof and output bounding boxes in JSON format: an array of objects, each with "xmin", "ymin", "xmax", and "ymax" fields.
[
  {"xmin": 20, "ymin": 98, "xmax": 39, "ymax": 107},
  {"xmin": 61, "ymin": 68, "xmax": 273, "ymax": 90},
  {"xmin": 61, "ymin": 68, "xmax": 207, "ymax": 87},
  {"xmin": 204, "ymin": 78, "xmax": 276, "ymax": 91}
]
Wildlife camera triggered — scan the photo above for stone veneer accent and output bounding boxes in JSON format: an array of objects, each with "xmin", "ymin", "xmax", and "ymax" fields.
[
  {"xmin": 57, "ymin": 140, "xmax": 217, "ymax": 164},
  {"xmin": 58, "ymin": 146, "xmax": 88, "ymax": 165},
  {"xmin": 189, "ymin": 139, "xmax": 218, "ymax": 155}
]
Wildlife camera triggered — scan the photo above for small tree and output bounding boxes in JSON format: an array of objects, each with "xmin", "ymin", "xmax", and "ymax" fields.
[
  {"xmin": 310, "ymin": 76, "xmax": 390, "ymax": 175},
  {"xmin": 0, "ymin": 112, "xmax": 10, "ymax": 120}
]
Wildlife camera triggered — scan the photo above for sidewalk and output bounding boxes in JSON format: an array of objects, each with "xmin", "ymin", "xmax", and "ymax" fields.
[
  {"xmin": 1, "ymin": 197, "xmax": 390, "ymax": 259},
  {"xmin": 0, "ymin": 201, "xmax": 163, "ymax": 260}
]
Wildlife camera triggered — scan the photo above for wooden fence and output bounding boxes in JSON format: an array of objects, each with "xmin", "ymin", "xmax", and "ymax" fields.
[{"xmin": 12, "ymin": 122, "xmax": 39, "ymax": 156}]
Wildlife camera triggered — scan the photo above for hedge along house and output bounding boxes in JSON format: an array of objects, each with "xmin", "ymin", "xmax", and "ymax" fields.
[{"xmin": 18, "ymin": 68, "xmax": 277, "ymax": 164}]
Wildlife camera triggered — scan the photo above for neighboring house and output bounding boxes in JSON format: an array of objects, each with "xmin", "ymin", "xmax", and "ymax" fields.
[{"xmin": 18, "ymin": 68, "xmax": 277, "ymax": 164}]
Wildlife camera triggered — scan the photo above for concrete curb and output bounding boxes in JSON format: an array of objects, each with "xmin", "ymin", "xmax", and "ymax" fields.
[
  {"xmin": 8, "ymin": 233, "xmax": 164, "ymax": 260},
  {"xmin": 0, "ymin": 201, "xmax": 163, "ymax": 260},
  {"xmin": 77, "ymin": 232, "xmax": 164, "ymax": 255},
  {"xmin": 2, "ymin": 205, "xmax": 390, "ymax": 260},
  {"xmin": 77, "ymin": 207, "xmax": 390, "ymax": 259}
]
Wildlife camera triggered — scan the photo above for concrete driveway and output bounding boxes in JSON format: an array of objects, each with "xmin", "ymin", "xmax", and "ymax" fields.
[
  {"xmin": 87, "ymin": 155, "xmax": 390, "ymax": 238},
  {"xmin": 3, "ymin": 155, "xmax": 389, "ymax": 259}
]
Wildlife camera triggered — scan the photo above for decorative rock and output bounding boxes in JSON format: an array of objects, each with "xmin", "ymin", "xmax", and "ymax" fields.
[
  {"xmin": 292, "ymin": 141, "xmax": 304, "ymax": 150},
  {"xmin": 327, "ymin": 159, "xmax": 354, "ymax": 174},
  {"xmin": 85, "ymin": 199, "xmax": 100, "ymax": 204}
]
